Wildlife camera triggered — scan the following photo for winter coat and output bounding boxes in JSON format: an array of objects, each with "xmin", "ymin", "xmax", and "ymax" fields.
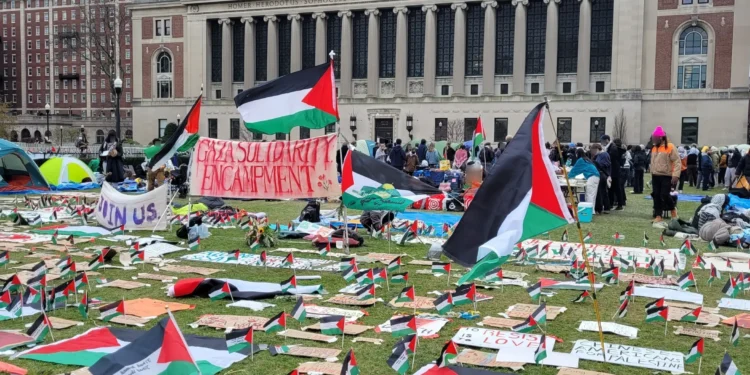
[{"xmin": 389, "ymin": 144, "xmax": 406, "ymax": 169}]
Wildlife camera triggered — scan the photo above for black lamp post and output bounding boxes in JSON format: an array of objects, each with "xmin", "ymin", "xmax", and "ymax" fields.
[
  {"xmin": 114, "ymin": 77, "xmax": 122, "ymax": 139},
  {"xmin": 406, "ymin": 115, "xmax": 414, "ymax": 140},
  {"xmin": 349, "ymin": 115, "xmax": 357, "ymax": 140},
  {"xmin": 59, "ymin": 125, "xmax": 63, "ymax": 149},
  {"xmin": 45, "ymin": 103, "xmax": 50, "ymax": 135}
]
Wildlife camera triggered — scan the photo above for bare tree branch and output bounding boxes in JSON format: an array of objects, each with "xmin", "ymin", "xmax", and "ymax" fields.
[
  {"xmin": 446, "ymin": 119, "xmax": 465, "ymax": 144},
  {"xmin": 613, "ymin": 108, "xmax": 628, "ymax": 144}
]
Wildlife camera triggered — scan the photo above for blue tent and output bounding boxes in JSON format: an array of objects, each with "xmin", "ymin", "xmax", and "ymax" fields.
[{"xmin": 0, "ymin": 140, "xmax": 50, "ymax": 194}]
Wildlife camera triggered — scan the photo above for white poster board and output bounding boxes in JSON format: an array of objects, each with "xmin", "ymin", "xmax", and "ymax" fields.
[
  {"xmin": 578, "ymin": 321, "xmax": 638, "ymax": 339},
  {"xmin": 633, "ymin": 286, "xmax": 703, "ymax": 305},
  {"xmin": 718, "ymin": 298, "xmax": 750, "ymax": 312},
  {"xmin": 451, "ymin": 327, "xmax": 550, "ymax": 351},
  {"xmin": 571, "ymin": 340, "xmax": 684, "ymax": 373},
  {"xmin": 95, "ymin": 182, "xmax": 168, "ymax": 231}
]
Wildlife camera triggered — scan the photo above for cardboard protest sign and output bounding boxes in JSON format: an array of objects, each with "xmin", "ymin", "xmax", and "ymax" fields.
[
  {"xmin": 100, "ymin": 315, "xmax": 151, "ymax": 327},
  {"xmin": 48, "ymin": 316, "xmax": 84, "ymax": 329},
  {"xmin": 718, "ymin": 298, "xmax": 750, "ymax": 312},
  {"xmin": 303, "ymin": 323, "xmax": 372, "ymax": 335},
  {"xmin": 722, "ymin": 313, "xmax": 750, "ymax": 329},
  {"xmin": 557, "ymin": 368, "xmax": 613, "ymax": 375},
  {"xmin": 673, "ymin": 325, "xmax": 721, "ymax": 341},
  {"xmin": 294, "ymin": 221, "xmax": 335, "ymax": 238},
  {"xmin": 134, "ymin": 273, "xmax": 178, "ymax": 282},
  {"xmin": 619, "ymin": 273, "xmax": 676, "ymax": 286},
  {"xmin": 96, "ymin": 280, "xmax": 150, "ymax": 290},
  {"xmin": 96, "ymin": 183, "xmax": 168, "ymax": 230},
  {"xmin": 280, "ymin": 329, "xmax": 338, "ymax": 343},
  {"xmin": 633, "ymin": 286, "xmax": 703, "ymax": 305},
  {"xmin": 351, "ymin": 337, "xmax": 383, "ymax": 345},
  {"xmin": 190, "ymin": 315, "xmax": 269, "ymax": 330},
  {"xmin": 270, "ymin": 345, "xmax": 341, "ymax": 360},
  {"xmin": 326, "ymin": 294, "xmax": 378, "ymax": 306},
  {"xmin": 0, "ymin": 331, "xmax": 35, "ymax": 351},
  {"xmin": 571, "ymin": 340, "xmax": 684, "ymax": 373},
  {"xmin": 122, "ymin": 298, "xmax": 194, "ymax": 318},
  {"xmin": 451, "ymin": 327, "xmax": 547, "ymax": 351},
  {"xmin": 578, "ymin": 321, "xmax": 638, "ymax": 339},
  {"xmin": 297, "ymin": 362, "xmax": 342, "ymax": 375},
  {"xmin": 377, "ymin": 315, "xmax": 449, "ymax": 338},
  {"xmin": 304, "ymin": 305, "xmax": 365, "ymax": 322},
  {"xmin": 189, "ymin": 135, "xmax": 340, "ymax": 199},
  {"xmin": 478, "ymin": 317, "xmax": 525, "ymax": 329},
  {"xmin": 507, "ymin": 304, "xmax": 566, "ymax": 320},
  {"xmin": 388, "ymin": 296, "xmax": 435, "ymax": 310},
  {"xmin": 667, "ymin": 306, "xmax": 721, "ymax": 326},
  {"xmin": 455, "ymin": 349, "xmax": 524, "ymax": 370},
  {"xmin": 521, "ymin": 239, "xmax": 684, "ymax": 270}
]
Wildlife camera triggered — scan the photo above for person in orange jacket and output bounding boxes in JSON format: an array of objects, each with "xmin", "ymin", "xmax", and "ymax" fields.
[{"xmin": 649, "ymin": 126, "xmax": 680, "ymax": 223}]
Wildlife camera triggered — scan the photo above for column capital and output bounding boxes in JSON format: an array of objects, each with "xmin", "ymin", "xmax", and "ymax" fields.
[
  {"xmin": 422, "ymin": 4, "xmax": 438, "ymax": 13},
  {"xmin": 511, "ymin": 0, "xmax": 529, "ymax": 7},
  {"xmin": 287, "ymin": 14, "xmax": 302, "ymax": 21},
  {"xmin": 394, "ymin": 7, "xmax": 410, "ymax": 15},
  {"xmin": 241, "ymin": 17, "xmax": 255, "ymax": 24},
  {"xmin": 312, "ymin": 12, "xmax": 327, "ymax": 19},
  {"xmin": 451, "ymin": 3, "xmax": 467, "ymax": 11},
  {"xmin": 263, "ymin": 15, "xmax": 278, "ymax": 23},
  {"xmin": 337, "ymin": 10, "xmax": 352, "ymax": 18},
  {"xmin": 364, "ymin": 9, "xmax": 380, "ymax": 16},
  {"xmin": 543, "ymin": 0, "xmax": 561, "ymax": 4},
  {"xmin": 217, "ymin": 18, "xmax": 233, "ymax": 25},
  {"xmin": 481, "ymin": 1, "xmax": 498, "ymax": 9}
]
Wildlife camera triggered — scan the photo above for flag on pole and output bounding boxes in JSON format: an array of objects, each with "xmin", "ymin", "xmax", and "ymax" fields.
[
  {"xmin": 534, "ymin": 334, "xmax": 548, "ymax": 364},
  {"xmin": 601, "ymin": 266, "xmax": 619, "ymax": 283},
  {"xmin": 320, "ymin": 315, "xmax": 345, "ymax": 335},
  {"xmin": 583, "ymin": 232, "xmax": 593, "ymax": 243},
  {"xmin": 680, "ymin": 240, "xmax": 697, "ymax": 256},
  {"xmin": 643, "ymin": 232, "xmax": 649, "ymax": 246},
  {"xmin": 355, "ymin": 269, "xmax": 374, "ymax": 285},
  {"xmin": 356, "ymin": 284, "xmax": 375, "ymax": 300},
  {"xmin": 99, "ymin": 300, "xmax": 125, "ymax": 322},
  {"xmin": 387, "ymin": 347, "xmax": 410, "ymax": 375},
  {"xmin": 572, "ymin": 290, "xmax": 590, "ymax": 303},
  {"xmin": 660, "ymin": 233, "xmax": 666, "ymax": 247},
  {"xmin": 709, "ymin": 240, "xmax": 718, "ymax": 251},
  {"xmin": 511, "ymin": 316, "xmax": 538, "ymax": 333},
  {"xmin": 645, "ymin": 306, "xmax": 669, "ymax": 323},
  {"xmin": 209, "ymin": 282, "xmax": 233, "ymax": 301},
  {"xmin": 225, "ymin": 327, "xmax": 253, "ymax": 353},
  {"xmin": 26, "ymin": 314, "xmax": 52, "ymax": 343},
  {"xmin": 433, "ymin": 292, "xmax": 453, "ymax": 315},
  {"xmin": 390, "ymin": 316, "xmax": 417, "ymax": 338},
  {"xmin": 695, "ymin": 255, "xmax": 707, "ymax": 269},
  {"xmin": 561, "ymin": 230, "xmax": 568, "ymax": 242},
  {"xmin": 145, "ymin": 95, "xmax": 202, "ymax": 169},
  {"xmin": 431, "ymin": 262, "xmax": 451, "ymax": 274},
  {"xmin": 719, "ymin": 353, "xmax": 740, "ymax": 375},
  {"xmin": 526, "ymin": 282, "xmax": 542, "ymax": 302},
  {"xmin": 677, "ymin": 271, "xmax": 696, "ymax": 290},
  {"xmin": 78, "ymin": 291, "xmax": 89, "ymax": 319},
  {"xmin": 391, "ymin": 272, "xmax": 409, "ymax": 284},
  {"xmin": 341, "ymin": 349, "xmax": 360, "ymax": 375},
  {"xmin": 680, "ymin": 306, "xmax": 702, "ymax": 322},
  {"xmin": 731, "ymin": 318, "xmax": 741, "ymax": 346},
  {"xmin": 387, "ymin": 257, "xmax": 402, "ymax": 273},
  {"xmin": 342, "ymin": 266, "xmax": 357, "ymax": 283},
  {"xmin": 684, "ymin": 338, "xmax": 703, "ymax": 364},
  {"xmin": 616, "ymin": 298, "xmax": 629, "ymax": 318},
  {"xmin": 263, "ymin": 311, "xmax": 287, "ymax": 333},
  {"xmin": 280, "ymin": 276, "xmax": 297, "ymax": 293},
  {"xmin": 393, "ymin": 334, "xmax": 417, "ymax": 354},
  {"xmin": 436, "ymin": 340, "xmax": 459, "ymax": 368},
  {"xmin": 709, "ymin": 264, "xmax": 721, "ymax": 285},
  {"xmin": 395, "ymin": 286, "xmax": 415, "ymax": 303},
  {"xmin": 471, "ymin": 117, "xmax": 486, "ymax": 159},
  {"xmin": 291, "ymin": 297, "xmax": 306, "ymax": 322},
  {"xmin": 723, "ymin": 277, "xmax": 739, "ymax": 298},
  {"xmin": 452, "ymin": 283, "xmax": 476, "ymax": 306}
]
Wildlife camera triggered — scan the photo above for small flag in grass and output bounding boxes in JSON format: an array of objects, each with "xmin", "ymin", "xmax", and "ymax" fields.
[
  {"xmin": 24, "ymin": 286, "xmax": 41, "ymax": 305},
  {"xmin": 356, "ymin": 284, "xmax": 375, "ymax": 300},
  {"xmin": 723, "ymin": 277, "xmax": 739, "ymax": 298},
  {"xmin": 281, "ymin": 253, "xmax": 295, "ymax": 267},
  {"xmin": 436, "ymin": 340, "xmax": 459, "ymax": 368},
  {"xmin": 613, "ymin": 232, "xmax": 623, "ymax": 244},
  {"xmin": 434, "ymin": 292, "xmax": 453, "ymax": 314},
  {"xmin": 226, "ymin": 327, "xmax": 253, "ymax": 353},
  {"xmin": 258, "ymin": 250, "xmax": 267, "ymax": 266},
  {"xmin": 227, "ymin": 249, "xmax": 241, "ymax": 261},
  {"xmin": 709, "ymin": 264, "xmax": 721, "ymax": 285},
  {"xmin": 534, "ymin": 334, "xmax": 548, "ymax": 364},
  {"xmin": 561, "ymin": 229, "xmax": 568, "ymax": 242},
  {"xmin": 30, "ymin": 261, "xmax": 46, "ymax": 277},
  {"xmin": 452, "ymin": 283, "xmax": 476, "ymax": 306},
  {"xmin": 320, "ymin": 315, "xmax": 345, "ymax": 335},
  {"xmin": 484, "ymin": 268, "xmax": 503, "ymax": 282},
  {"xmin": 583, "ymin": 232, "xmax": 592, "ymax": 243},
  {"xmin": 645, "ymin": 306, "xmax": 669, "ymax": 323},
  {"xmin": 601, "ymin": 266, "xmax": 619, "ymax": 283},
  {"xmin": 680, "ymin": 239, "xmax": 697, "ymax": 256},
  {"xmin": 660, "ymin": 233, "xmax": 666, "ymax": 247},
  {"xmin": 511, "ymin": 316, "xmax": 538, "ymax": 333},
  {"xmin": 99, "ymin": 300, "xmax": 125, "ymax": 322},
  {"xmin": 395, "ymin": 286, "xmax": 415, "ymax": 303},
  {"xmin": 355, "ymin": 269, "xmax": 374, "ymax": 285},
  {"xmin": 616, "ymin": 298, "xmax": 629, "ymax": 318},
  {"xmin": 731, "ymin": 317, "xmax": 740, "ymax": 346},
  {"xmin": 684, "ymin": 338, "xmax": 703, "ymax": 364},
  {"xmin": 263, "ymin": 311, "xmax": 287, "ymax": 333},
  {"xmin": 26, "ymin": 314, "xmax": 52, "ymax": 343},
  {"xmin": 677, "ymin": 271, "xmax": 696, "ymax": 290},
  {"xmin": 188, "ymin": 234, "xmax": 200, "ymax": 250},
  {"xmin": 280, "ymin": 276, "xmax": 297, "ymax": 293},
  {"xmin": 78, "ymin": 291, "xmax": 89, "ymax": 319},
  {"xmin": 720, "ymin": 353, "xmax": 740, "ymax": 375},
  {"xmin": 131, "ymin": 250, "xmax": 145, "ymax": 264},
  {"xmin": 387, "ymin": 257, "xmax": 402, "ymax": 273},
  {"xmin": 526, "ymin": 282, "xmax": 542, "ymax": 302},
  {"xmin": 318, "ymin": 241, "xmax": 330, "ymax": 256},
  {"xmin": 340, "ymin": 257, "xmax": 357, "ymax": 271},
  {"xmin": 393, "ymin": 334, "xmax": 416, "ymax": 354},
  {"xmin": 390, "ymin": 315, "xmax": 416, "ymax": 338},
  {"xmin": 431, "ymin": 262, "xmax": 451, "ymax": 275},
  {"xmin": 387, "ymin": 346, "xmax": 410, "ymax": 375},
  {"xmin": 209, "ymin": 282, "xmax": 233, "ymax": 301},
  {"xmin": 680, "ymin": 306, "xmax": 702, "ymax": 322},
  {"xmin": 709, "ymin": 240, "xmax": 718, "ymax": 251},
  {"xmin": 645, "ymin": 297, "xmax": 665, "ymax": 311},
  {"xmin": 695, "ymin": 255, "xmax": 707, "ymax": 269},
  {"xmin": 572, "ymin": 290, "xmax": 590, "ymax": 303},
  {"xmin": 341, "ymin": 349, "xmax": 360, "ymax": 375},
  {"xmin": 291, "ymin": 297, "xmax": 306, "ymax": 322},
  {"xmin": 342, "ymin": 266, "xmax": 357, "ymax": 283},
  {"xmin": 373, "ymin": 268, "xmax": 387, "ymax": 284},
  {"xmin": 391, "ymin": 272, "xmax": 408, "ymax": 284},
  {"xmin": 643, "ymin": 232, "xmax": 649, "ymax": 247},
  {"xmin": 249, "ymin": 240, "xmax": 260, "ymax": 252}
]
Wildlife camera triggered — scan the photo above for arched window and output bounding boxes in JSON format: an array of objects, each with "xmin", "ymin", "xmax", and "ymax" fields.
[
  {"xmin": 10, "ymin": 131, "xmax": 18, "ymax": 142},
  {"xmin": 125, "ymin": 129, "xmax": 133, "ymax": 140},
  {"xmin": 21, "ymin": 129, "xmax": 31, "ymax": 142},
  {"xmin": 33, "ymin": 130, "xmax": 42, "ymax": 142},
  {"xmin": 96, "ymin": 129, "xmax": 105, "ymax": 144},
  {"xmin": 155, "ymin": 51, "xmax": 173, "ymax": 98},
  {"xmin": 677, "ymin": 26, "xmax": 708, "ymax": 89}
]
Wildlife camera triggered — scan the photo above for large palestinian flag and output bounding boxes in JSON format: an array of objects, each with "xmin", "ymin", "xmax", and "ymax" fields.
[
  {"xmin": 415, "ymin": 364, "xmax": 512, "ymax": 375},
  {"xmin": 234, "ymin": 60, "xmax": 338, "ymax": 134},
  {"xmin": 169, "ymin": 278, "xmax": 322, "ymax": 300},
  {"xmin": 341, "ymin": 149, "xmax": 442, "ymax": 211},
  {"xmin": 15, "ymin": 327, "xmax": 142, "ymax": 366},
  {"xmin": 89, "ymin": 317, "xmax": 250, "ymax": 375},
  {"xmin": 145, "ymin": 95, "xmax": 202, "ymax": 169},
  {"xmin": 443, "ymin": 102, "xmax": 574, "ymax": 282}
]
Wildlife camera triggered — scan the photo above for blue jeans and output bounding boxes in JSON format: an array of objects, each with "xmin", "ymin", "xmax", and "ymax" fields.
[{"xmin": 701, "ymin": 168, "xmax": 713, "ymax": 190}]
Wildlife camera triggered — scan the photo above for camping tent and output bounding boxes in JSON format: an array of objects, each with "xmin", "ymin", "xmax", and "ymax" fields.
[
  {"xmin": 39, "ymin": 156, "xmax": 96, "ymax": 185},
  {"xmin": 0, "ymin": 139, "xmax": 50, "ymax": 193},
  {"xmin": 355, "ymin": 140, "xmax": 376, "ymax": 157}
]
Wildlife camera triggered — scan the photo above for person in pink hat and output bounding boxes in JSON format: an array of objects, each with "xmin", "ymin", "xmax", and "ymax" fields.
[{"xmin": 649, "ymin": 126, "xmax": 681, "ymax": 224}]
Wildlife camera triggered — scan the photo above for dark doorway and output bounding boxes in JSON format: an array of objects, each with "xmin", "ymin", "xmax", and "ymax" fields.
[{"xmin": 375, "ymin": 118, "xmax": 393, "ymax": 143}]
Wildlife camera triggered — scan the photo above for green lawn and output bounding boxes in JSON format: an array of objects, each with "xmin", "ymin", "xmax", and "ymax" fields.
[{"xmin": 5, "ymin": 178, "xmax": 746, "ymax": 375}]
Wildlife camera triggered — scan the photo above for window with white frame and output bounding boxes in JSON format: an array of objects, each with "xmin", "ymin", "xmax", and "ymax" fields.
[
  {"xmin": 156, "ymin": 51, "xmax": 172, "ymax": 98},
  {"xmin": 677, "ymin": 26, "xmax": 708, "ymax": 90}
]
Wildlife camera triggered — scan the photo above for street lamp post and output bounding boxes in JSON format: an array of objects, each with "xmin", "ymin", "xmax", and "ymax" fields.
[
  {"xmin": 59, "ymin": 125, "xmax": 63, "ymax": 149},
  {"xmin": 45, "ymin": 103, "xmax": 50, "ymax": 135},
  {"xmin": 114, "ymin": 77, "xmax": 123, "ymax": 139}
]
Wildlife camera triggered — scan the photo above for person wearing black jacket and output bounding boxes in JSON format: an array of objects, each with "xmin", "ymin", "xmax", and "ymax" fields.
[
  {"xmin": 601, "ymin": 135, "xmax": 625, "ymax": 210},
  {"xmin": 388, "ymin": 139, "xmax": 407, "ymax": 171},
  {"xmin": 631, "ymin": 145, "xmax": 648, "ymax": 194},
  {"xmin": 726, "ymin": 148, "xmax": 742, "ymax": 188},
  {"xmin": 686, "ymin": 146, "xmax": 698, "ymax": 187}
]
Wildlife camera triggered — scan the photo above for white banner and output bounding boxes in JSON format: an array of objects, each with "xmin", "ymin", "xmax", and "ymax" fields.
[
  {"xmin": 95, "ymin": 183, "xmax": 168, "ymax": 231},
  {"xmin": 571, "ymin": 340, "xmax": 684, "ymax": 373},
  {"xmin": 451, "ymin": 327, "xmax": 550, "ymax": 351}
]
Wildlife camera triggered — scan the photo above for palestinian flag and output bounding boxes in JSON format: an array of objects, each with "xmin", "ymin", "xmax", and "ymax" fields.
[
  {"xmin": 394, "ymin": 334, "xmax": 417, "ymax": 354},
  {"xmin": 27, "ymin": 273, "xmax": 46, "ymax": 290},
  {"xmin": 263, "ymin": 311, "xmax": 287, "ymax": 333},
  {"xmin": 390, "ymin": 316, "xmax": 417, "ymax": 338},
  {"xmin": 719, "ymin": 353, "xmax": 740, "ymax": 375},
  {"xmin": 695, "ymin": 255, "xmax": 707, "ymax": 269},
  {"xmin": 74, "ymin": 271, "xmax": 89, "ymax": 289},
  {"xmin": 643, "ymin": 232, "xmax": 649, "ymax": 246},
  {"xmin": 723, "ymin": 277, "xmax": 739, "ymax": 298},
  {"xmin": 100, "ymin": 300, "xmax": 125, "ymax": 322},
  {"xmin": 531, "ymin": 303, "xmax": 547, "ymax": 325},
  {"xmin": 511, "ymin": 316, "xmax": 538, "ymax": 333},
  {"xmin": 484, "ymin": 267, "xmax": 504, "ymax": 282},
  {"xmin": 88, "ymin": 254, "xmax": 105, "ymax": 271},
  {"xmin": 709, "ymin": 240, "xmax": 718, "ymax": 251},
  {"xmin": 145, "ymin": 95, "xmax": 202, "ymax": 169},
  {"xmin": 258, "ymin": 250, "xmax": 267, "ymax": 266},
  {"xmin": 23, "ymin": 286, "xmax": 41, "ymax": 305},
  {"xmin": 645, "ymin": 297, "xmax": 665, "ymax": 311},
  {"xmin": 291, "ymin": 297, "xmax": 306, "ymax": 322},
  {"xmin": 341, "ymin": 349, "xmax": 360, "ymax": 375},
  {"xmin": 583, "ymin": 232, "xmax": 593, "ymax": 243},
  {"xmin": 654, "ymin": 258, "xmax": 665, "ymax": 276},
  {"xmin": 726, "ymin": 257, "xmax": 733, "ymax": 270},
  {"xmin": 60, "ymin": 262, "xmax": 77, "ymax": 278},
  {"xmin": 187, "ymin": 235, "xmax": 200, "ymax": 251},
  {"xmin": 15, "ymin": 327, "xmax": 142, "ymax": 366},
  {"xmin": 613, "ymin": 232, "xmax": 623, "ymax": 243},
  {"xmin": 131, "ymin": 250, "xmax": 145, "ymax": 264},
  {"xmin": 684, "ymin": 338, "xmax": 703, "ymax": 364},
  {"xmin": 395, "ymin": 286, "xmax": 415, "ymax": 303},
  {"xmin": 342, "ymin": 150, "xmax": 442, "ymax": 212},
  {"xmin": 743, "ymin": 273, "xmax": 750, "ymax": 290},
  {"xmin": 731, "ymin": 318, "xmax": 740, "ymax": 346},
  {"xmin": 534, "ymin": 334, "xmax": 548, "ymax": 364},
  {"xmin": 280, "ymin": 276, "xmax": 297, "ymax": 293},
  {"xmin": 318, "ymin": 241, "xmax": 330, "ymax": 256},
  {"xmin": 432, "ymin": 262, "xmax": 451, "ymax": 275},
  {"xmin": 26, "ymin": 313, "xmax": 52, "ymax": 343},
  {"xmin": 227, "ymin": 249, "xmax": 241, "ymax": 261},
  {"xmin": 356, "ymin": 269, "xmax": 374, "ymax": 285},
  {"xmin": 680, "ymin": 239, "xmax": 697, "ymax": 256},
  {"xmin": 31, "ymin": 260, "xmax": 46, "ymax": 277},
  {"xmin": 78, "ymin": 291, "xmax": 89, "ymax": 319},
  {"xmin": 56, "ymin": 255, "xmax": 72, "ymax": 269},
  {"xmin": 226, "ymin": 327, "xmax": 253, "ymax": 353},
  {"xmin": 437, "ymin": 340, "xmax": 459, "ymax": 368},
  {"xmin": 442, "ymin": 103, "xmax": 574, "ymax": 283},
  {"xmin": 660, "ymin": 233, "xmax": 666, "ymax": 247},
  {"xmin": 601, "ymin": 266, "xmax": 619, "ymax": 283},
  {"xmin": 452, "ymin": 283, "xmax": 476, "ymax": 306},
  {"xmin": 561, "ymin": 230, "xmax": 568, "ymax": 242},
  {"xmin": 89, "ymin": 316, "xmax": 249, "ymax": 375},
  {"xmin": 320, "ymin": 315, "xmax": 345, "ymax": 335},
  {"xmin": 340, "ymin": 257, "xmax": 357, "ymax": 271},
  {"xmin": 526, "ymin": 282, "xmax": 542, "ymax": 302},
  {"xmin": 356, "ymin": 284, "xmax": 375, "ymax": 300},
  {"xmin": 645, "ymin": 306, "xmax": 669, "ymax": 323},
  {"xmin": 572, "ymin": 290, "xmax": 590, "ymax": 303},
  {"xmin": 5, "ymin": 295, "xmax": 21, "ymax": 318},
  {"xmin": 269, "ymin": 345, "xmax": 290, "ymax": 355},
  {"xmin": 616, "ymin": 298, "xmax": 629, "ymax": 318},
  {"xmin": 235, "ymin": 60, "xmax": 338, "ymax": 135},
  {"xmin": 387, "ymin": 346, "xmax": 410, "ymax": 375},
  {"xmin": 738, "ymin": 273, "xmax": 747, "ymax": 292},
  {"xmin": 373, "ymin": 268, "xmax": 387, "ymax": 284},
  {"xmin": 209, "ymin": 282, "xmax": 233, "ymax": 301},
  {"xmin": 391, "ymin": 272, "xmax": 408, "ymax": 284},
  {"xmin": 281, "ymin": 253, "xmax": 294, "ymax": 268},
  {"xmin": 709, "ymin": 264, "xmax": 721, "ymax": 285},
  {"xmin": 342, "ymin": 266, "xmax": 357, "ymax": 283},
  {"xmin": 677, "ymin": 271, "xmax": 696, "ymax": 290},
  {"xmin": 388, "ymin": 257, "xmax": 402, "ymax": 273},
  {"xmin": 2, "ymin": 274, "xmax": 21, "ymax": 293},
  {"xmin": 680, "ymin": 306, "xmax": 702, "ymax": 322},
  {"xmin": 0, "ymin": 290, "xmax": 10, "ymax": 308},
  {"xmin": 249, "ymin": 240, "xmax": 260, "ymax": 252},
  {"xmin": 434, "ymin": 292, "xmax": 453, "ymax": 315},
  {"xmin": 0, "ymin": 251, "xmax": 8, "ymax": 266}
]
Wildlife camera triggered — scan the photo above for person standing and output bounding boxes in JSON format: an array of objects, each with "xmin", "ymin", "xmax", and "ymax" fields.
[
  {"xmin": 389, "ymin": 139, "xmax": 406, "ymax": 171},
  {"xmin": 649, "ymin": 126, "xmax": 680, "ymax": 222},
  {"xmin": 700, "ymin": 147, "xmax": 714, "ymax": 191},
  {"xmin": 453, "ymin": 145, "xmax": 468, "ymax": 169},
  {"xmin": 417, "ymin": 139, "xmax": 427, "ymax": 163},
  {"xmin": 719, "ymin": 150, "xmax": 728, "ymax": 187},
  {"xmin": 404, "ymin": 147, "xmax": 418, "ymax": 175},
  {"xmin": 727, "ymin": 147, "xmax": 741, "ymax": 188},
  {"xmin": 631, "ymin": 145, "xmax": 647, "ymax": 194},
  {"xmin": 710, "ymin": 147, "xmax": 719, "ymax": 188},
  {"xmin": 591, "ymin": 144, "xmax": 611, "ymax": 214},
  {"xmin": 425, "ymin": 143, "xmax": 440, "ymax": 168},
  {"xmin": 375, "ymin": 143, "xmax": 388, "ymax": 162},
  {"xmin": 602, "ymin": 135, "xmax": 624, "ymax": 210},
  {"xmin": 445, "ymin": 144, "xmax": 455, "ymax": 165},
  {"xmin": 686, "ymin": 146, "xmax": 699, "ymax": 187},
  {"xmin": 677, "ymin": 146, "xmax": 687, "ymax": 193},
  {"xmin": 568, "ymin": 148, "xmax": 600, "ymax": 206},
  {"xmin": 99, "ymin": 131, "xmax": 125, "ymax": 183}
]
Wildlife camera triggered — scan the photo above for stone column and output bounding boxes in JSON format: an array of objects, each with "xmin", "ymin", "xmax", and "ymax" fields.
[
  {"xmin": 219, "ymin": 19, "xmax": 233, "ymax": 98},
  {"xmin": 313, "ymin": 13, "xmax": 327, "ymax": 64},
  {"xmin": 576, "ymin": 0, "xmax": 591, "ymax": 93},
  {"xmin": 481, "ymin": 1, "xmax": 497, "ymax": 96},
  {"xmin": 242, "ymin": 17, "xmax": 256, "ymax": 89},
  {"xmin": 394, "ymin": 7, "xmax": 409, "ymax": 97},
  {"xmin": 422, "ymin": 5, "xmax": 438, "ymax": 96},
  {"xmin": 511, "ymin": 0, "xmax": 527, "ymax": 94},
  {"xmin": 265, "ymin": 15, "xmax": 279, "ymax": 80},
  {"xmin": 451, "ymin": 3, "xmax": 467, "ymax": 96},
  {"xmin": 289, "ymin": 14, "xmax": 302, "ymax": 72},
  {"xmin": 365, "ymin": 9, "xmax": 380, "ymax": 97},
  {"xmin": 543, "ymin": 0, "xmax": 559, "ymax": 94},
  {"xmin": 338, "ymin": 11, "xmax": 353, "ymax": 98}
]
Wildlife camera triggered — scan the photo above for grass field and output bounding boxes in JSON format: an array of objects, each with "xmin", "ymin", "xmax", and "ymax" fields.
[{"xmin": 4, "ymin": 178, "xmax": 747, "ymax": 375}]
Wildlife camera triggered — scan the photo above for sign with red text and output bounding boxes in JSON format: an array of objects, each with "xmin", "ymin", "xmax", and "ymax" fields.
[
  {"xmin": 451, "ymin": 327, "xmax": 550, "ymax": 351},
  {"xmin": 189, "ymin": 135, "xmax": 340, "ymax": 199}
]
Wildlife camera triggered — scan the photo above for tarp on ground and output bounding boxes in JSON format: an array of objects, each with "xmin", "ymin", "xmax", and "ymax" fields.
[
  {"xmin": 0, "ymin": 139, "xmax": 50, "ymax": 194},
  {"xmin": 39, "ymin": 156, "xmax": 96, "ymax": 185},
  {"xmin": 32, "ymin": 224, "xmax": 113, "ymax": 237},
  {"xmin": 172, "ymin": 203, "xmax": 210, "ymax": 215},
  {"xmin": 395, "ymin": 211, "xmax": 461, "ymax": 236},
  {"xmin": 14, "ymin": 327, "xmax": 142, "ymax": 366}
]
